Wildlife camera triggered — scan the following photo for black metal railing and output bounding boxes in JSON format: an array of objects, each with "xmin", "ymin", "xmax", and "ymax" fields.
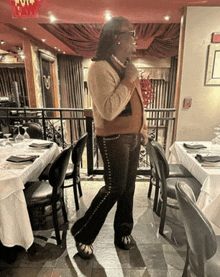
[
  {"xmin": 0, "ymin": 107, "xmax": 176, "ymax": 176},
  {"xmin": 85, "ymin": 108, "xmax": 176, "ymax": 175},
  {"xmin": 0, "ymin": 107, "xmax": 85, "ymax": 148}
]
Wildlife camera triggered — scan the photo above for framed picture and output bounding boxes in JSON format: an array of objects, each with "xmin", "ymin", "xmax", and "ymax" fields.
[{"xmin": 205, "ymin": 44, "xmax": 220, "ymax": 85}]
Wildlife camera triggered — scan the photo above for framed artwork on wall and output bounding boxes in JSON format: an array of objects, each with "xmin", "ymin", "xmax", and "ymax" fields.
[{"xmin": 205, "ymin": 43, "xmax": 220, "ymax": 85}]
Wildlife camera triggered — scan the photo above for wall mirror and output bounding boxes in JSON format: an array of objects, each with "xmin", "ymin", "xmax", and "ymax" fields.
[{"xmin": 205, "ymin": 43, "xmax": 220, "ymax": 85}]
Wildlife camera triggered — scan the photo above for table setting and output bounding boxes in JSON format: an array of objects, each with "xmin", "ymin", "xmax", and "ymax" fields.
[
  {"xmin": 0, "ymin": 132, "xmax": 60, "ymax": 250},
  {"xmin": 169, "ymin": 140, "xmax": 220, "ymax": 235},
  {"xmin": 170, "ymin": 141, "xmax": 220, "ymax": 168}
]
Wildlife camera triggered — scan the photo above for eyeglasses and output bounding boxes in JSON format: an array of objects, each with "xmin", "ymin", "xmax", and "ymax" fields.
[{"xmin": 116, "ymin": 30, "xmax": 136, "ymax": 38}]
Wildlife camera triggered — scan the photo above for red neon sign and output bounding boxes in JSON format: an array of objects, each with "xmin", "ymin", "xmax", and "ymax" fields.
[{"xmin": 10, "ymin": 0, "xmax": 43, "ymax": 18}]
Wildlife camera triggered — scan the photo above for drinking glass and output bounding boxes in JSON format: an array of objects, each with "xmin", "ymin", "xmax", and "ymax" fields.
[
  {"xmin": 14, "ymin": 124, "xmax": 24, "ymax": 143},
  {"xmin": 4, "ymin": 133, "xmax": 13, "ymax": 147},
  {"xmin": 22, "ymin": 126, "xmax": 30, "ymax": 141}
]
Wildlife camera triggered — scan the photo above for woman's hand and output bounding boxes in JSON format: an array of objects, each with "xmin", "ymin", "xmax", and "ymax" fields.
[
  {"xmin": 124, "ymin": 62, "xmax": 139, "ymax": 83},
  {"xmin": 141, "ymin": 131, "xmax": 149, "ymax": 146}
]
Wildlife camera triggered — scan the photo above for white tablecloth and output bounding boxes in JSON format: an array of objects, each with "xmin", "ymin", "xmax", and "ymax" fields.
[
  {"xmin": 0, "ymin": 139, "xmax": 59, "ymax": 250},
  {"xmin": 169, "ymin": 141, "xmax": 220, "ymax": 235}
]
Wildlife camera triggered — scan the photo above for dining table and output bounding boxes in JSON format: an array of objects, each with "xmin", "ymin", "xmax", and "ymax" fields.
[
  {"xmin": 0, "ymin": 138, "xmax": 60, "ymax": 251},
  {"xmin": 169, "ymin": 141, "xmax": 220, "ymax": 235}
]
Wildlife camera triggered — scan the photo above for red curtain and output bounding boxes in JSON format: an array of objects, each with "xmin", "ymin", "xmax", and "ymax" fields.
[
  {"xmin": 134, "ymin": 23, "xmax": 180, "ymax": 58},
  {"xmin": 41, "ymin": 23, "xmax": 180, "ymax": 58}
]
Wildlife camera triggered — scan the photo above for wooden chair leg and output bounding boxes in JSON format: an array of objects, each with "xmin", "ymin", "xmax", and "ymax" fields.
[
  {"xmin": 153, "ymin": 178, "xmax": 160, "ymax": 212},
  {"xmin": 156, "ymin": 198, "xmax": 162, "ymax": 216},
  {"xmin": 159, "ymin": 198, "xmax": 167, "ymax": 235},
  {"xmin": 73, "ymin": 184, "xmax": 79, "ymax": 211},
  {"xmin": 52, "ymin": 202, "xmax": 61, "ymax": 245},
  {"xmin": 182, "ymin": 245, "xmax": 189, "ymax": 277},
  {"xmin": 77, "ymin": 180, "xmax": 82, "ymax": 197},
  {"xmin": 61, "ymin": 197, "xmax": 68, "ymax": 223},
  {"xmin": 148, "ymin": 177, "xmax": 153, "ymax": 198}
]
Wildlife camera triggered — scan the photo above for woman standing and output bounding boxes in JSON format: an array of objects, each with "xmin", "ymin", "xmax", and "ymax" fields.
[{"xmin": 71, "ymin": 16, "xmax": 148, "ymax": 259}]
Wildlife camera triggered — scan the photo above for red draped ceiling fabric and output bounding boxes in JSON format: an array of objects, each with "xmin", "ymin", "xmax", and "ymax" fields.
[{"xmin": 40, "ymin": 23, "xmax": 180, "ymax": 58}]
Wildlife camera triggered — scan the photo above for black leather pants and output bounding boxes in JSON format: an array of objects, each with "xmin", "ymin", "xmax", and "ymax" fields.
[{"xmin": 71, "ymin": 133, "xmax": 141, "ymax": 245}]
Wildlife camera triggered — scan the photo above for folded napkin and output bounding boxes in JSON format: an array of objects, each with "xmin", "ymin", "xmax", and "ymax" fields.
[
  {"xmin": 6, "ymin": 155, "xmax": 39, "ymax": 163},
  {"xmin": 183, "ymin": 143, "xmax": 207, "ymax": 149},
  {"xmin": 195, "ymin": 154, "xmax": 220, "ymax": 163},
  {"xmin": 29, "ymin": 142, "xmax": 53, "ymax": 149}
]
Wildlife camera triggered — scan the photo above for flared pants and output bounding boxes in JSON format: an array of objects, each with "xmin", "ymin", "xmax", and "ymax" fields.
[{"xmin": 71, "ymin": 133, "xmax": 141, "ymax": 245}]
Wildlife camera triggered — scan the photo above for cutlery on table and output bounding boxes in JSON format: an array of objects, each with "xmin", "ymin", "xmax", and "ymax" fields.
[{"xmin": 201, "ymin": 163, "xmax": 220, "ymax": 168}]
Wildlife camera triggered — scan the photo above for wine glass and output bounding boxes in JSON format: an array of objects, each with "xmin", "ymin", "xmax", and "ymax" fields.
[
  {"xmin": 14, "ymin": 124, "xmax": 24, "ymax": 143},
  {"xmin": 211, "ymin": 127, "xmax": 220, "ymax": 154},
  {"xmin": 4, "ymin": 133, "xmax": 13, "ymax": 147},
  {"xmin": 22, "ymin": 126, "xmax": 30, "ymax": 141}
]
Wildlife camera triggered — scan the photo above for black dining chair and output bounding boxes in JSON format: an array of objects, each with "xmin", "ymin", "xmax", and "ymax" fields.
[
  {"xmin": 146, "ymin": 139, "xmax": 202, "ymax": 235},
  {"xmin": 175, "ymin": 181, "xmax": 220, "ymax": 277},
  {"xmin": 63, "ymin": 133, "xmax": 88, "ymax": 210},
  {"xmin": 147, "ymin": 136, "xmax": 192, "ymax": 212},
  {"xmin": 39, "ymin": 133, "xmax": 88, "ymax": 211},
  {"xmin": 24, "ymin": 145, "xmax": 72, "ymax": 245},
  {"xmin": 22, "ymin": 122, "xmax": 44, "ymax": 139}
]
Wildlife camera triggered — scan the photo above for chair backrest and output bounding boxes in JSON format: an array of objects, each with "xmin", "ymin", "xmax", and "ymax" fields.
[
  {"xmin": 72, "ymin": 133, "xmax": 88, "ymax": 166},
  {"xmin": 49, "ymin": 145, "xmax": 72, "ymax": 192},
  {"xmin": 151, "ymin": 141, "xmax": 170, "ymax": 178},
  {"xmin": 23, "ymin": 122, "xmax": 43, "ymax": 139},
  {"xmin": 146, "ymin": 139, "xmax": 169, "ymax": 181},
  {"xmin": 175, "ymin": 181, "xmax": 217, "ymax": 276}
]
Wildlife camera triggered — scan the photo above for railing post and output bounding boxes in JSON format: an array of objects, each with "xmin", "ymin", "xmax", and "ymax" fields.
[
  {"xmin": 41, "ymin": 110, "xmax": 47, "ymax": 140},
  {"xmin": 84, "ymin": 109, "xmax": 94, "ymax": 175},
  {"xmin": 59, "ymin": 110, "xmax": 65, "ymax": 148}
]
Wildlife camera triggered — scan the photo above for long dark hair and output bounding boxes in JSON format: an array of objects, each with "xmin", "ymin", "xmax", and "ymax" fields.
[{"xmin": 93, "ymin": 17, "xmax": 129, "ymax": 61}]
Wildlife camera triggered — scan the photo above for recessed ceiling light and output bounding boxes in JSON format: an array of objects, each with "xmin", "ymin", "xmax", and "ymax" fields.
[
  {"xmin": 104, "ymin": 11, "xmax": 112, "ymax": 21},
  {"xmin": 23, "ymin": 27, "xmax": 27, "ymax": 31},
  {"xmin": 58, "ymin": 49, "xmax": 61, "ymax": 51},
  {"xmin": 54, "ymin": 46, "xmax": 57, "ymax": 49},
  {"xmin": 63, "ymin": 52, "xmax": 66, "ymax": 54},
  {"xmin": 42, "ymin": 38, "xmax": 46, "ymax": 42},
  {"xmin": 49, "ymin": 14, "xmax": 57, "ymax": 23},
  {"xmin": 0, "ymin": 40, "xmax": 5, "ymax": 45},
  {"xmin": 164, "ymin": 15, "xmax": 170, "ymax": 21}
]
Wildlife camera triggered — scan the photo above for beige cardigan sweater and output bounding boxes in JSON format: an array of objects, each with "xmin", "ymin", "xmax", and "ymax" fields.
[{"xmin": 88, "ymin": 60, "xmax": 148, "ymax": 138}]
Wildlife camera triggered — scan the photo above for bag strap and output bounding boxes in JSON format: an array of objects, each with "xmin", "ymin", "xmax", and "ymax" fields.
[
  {"xmin": 106, "ymin": 58, "xmax": 132, "ymax": 117},
  {"xmin": 106, "ymin": 58, "xmax": 125, "ymax": 80}
]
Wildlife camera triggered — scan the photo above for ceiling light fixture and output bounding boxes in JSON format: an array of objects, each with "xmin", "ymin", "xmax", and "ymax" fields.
[
  {"xmin": 49, "ymin": 14, "xmax": 57, "ymax": 23},
  {"xmin": 23, "ymin": 27, "xmax": 27, "ymax": 31},
  {"xmin": 104, "ymin": 11, "xmax": 112, "ymax": 21},
  {"xmin": 164, "ymin": 15, "xmax": 170, "ymax": 21},
  {"xmin": 0, "ymin": 40, "xmax": 5, "ymax": 45},
  {"xmin": 42, "ymin": 38, "xmax": 46, "ymax": 42},
  {"xmin": 54, "ymin": 46, "xmax": 57, "ymax": 49},
  {"xmin": 63, "ymin": 52, "xmax": 66, "ymax": 54}
]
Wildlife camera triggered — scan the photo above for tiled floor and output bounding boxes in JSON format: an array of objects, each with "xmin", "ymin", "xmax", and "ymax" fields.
[{"xmin": 0, "ymin": 174, "xmax": 187, "ymax": 277}]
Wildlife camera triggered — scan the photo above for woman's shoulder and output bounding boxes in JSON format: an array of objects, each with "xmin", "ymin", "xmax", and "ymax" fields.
[
  {"xmin": 89, "ymin": 60, "xmax": 117, "ymax": 79},
  {"xmin": 90, "ymin": 60, "xmax": 111, "ymax": 70}
]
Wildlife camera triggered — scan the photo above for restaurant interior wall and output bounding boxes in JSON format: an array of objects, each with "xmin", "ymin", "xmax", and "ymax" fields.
[{"xmin": 176, "ymin": 6, "xmax": 220, "ymax": 141}]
